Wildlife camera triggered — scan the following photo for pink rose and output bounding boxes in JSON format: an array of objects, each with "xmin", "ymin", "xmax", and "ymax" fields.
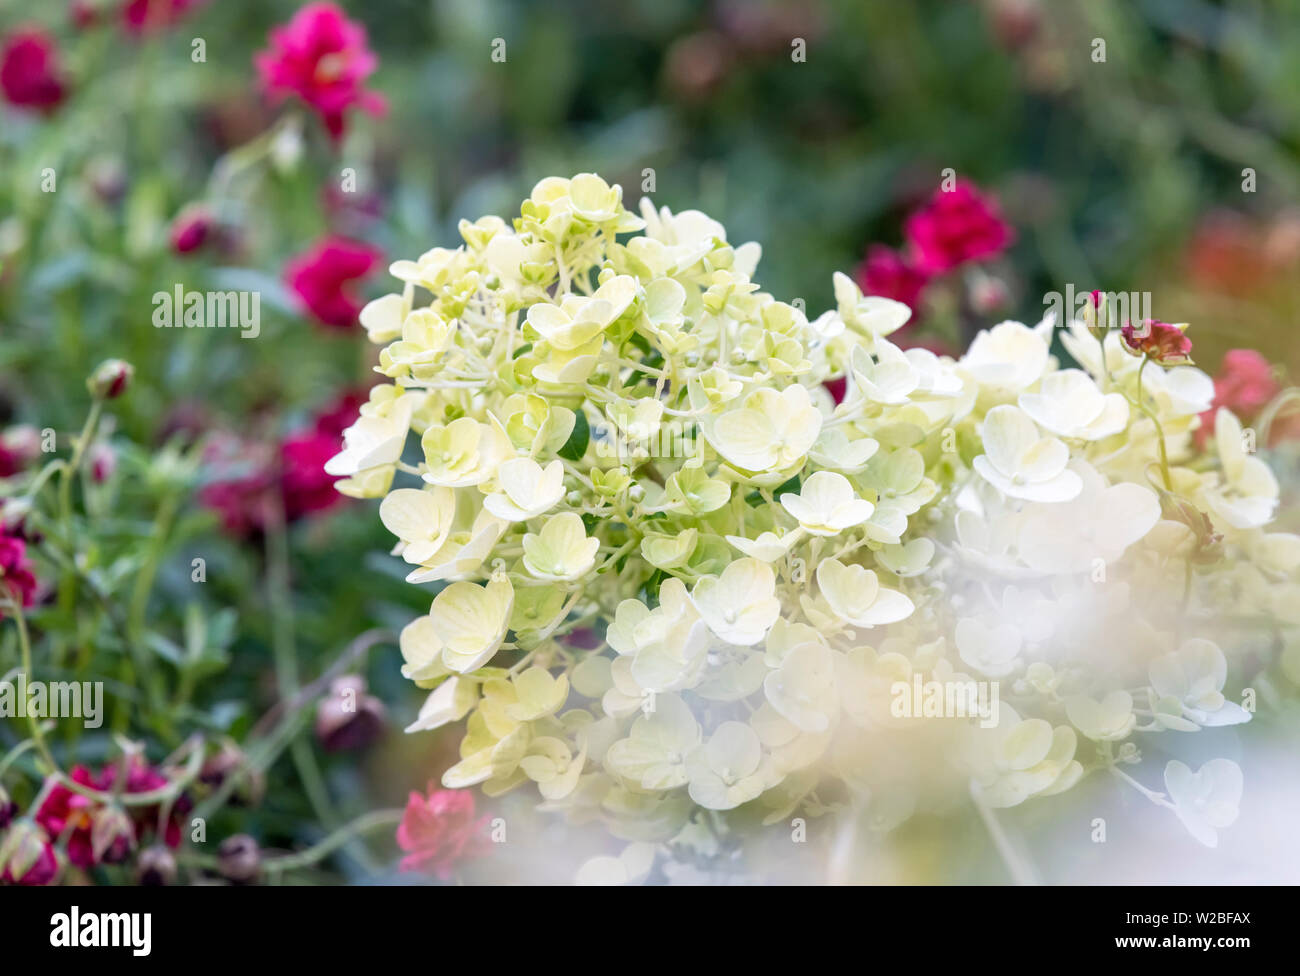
[{"xmin": 396, "ymin": 786, "xmax": 490, "ymax": 880}]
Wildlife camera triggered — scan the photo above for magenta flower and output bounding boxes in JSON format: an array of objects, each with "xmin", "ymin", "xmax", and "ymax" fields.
[
  {"xmin": 903, "ymin": 180, "xmax": 1014, "ymax": 273},
  {"xmin": 200, "ymin": 391, "xmax": 361, "ymax": 536},
  {"xmin": 855, "ymin": 244, "xmax": 930, "ymax": 312},
  {"xmin": 122, "ymin": 0, "xmax": 207, "ymax": 35},
  {"xmin": 396, "ymin": 785, "xmax": 490, "ymax": 880},
  {"xmin": 34, "ymin": 758, "xmax": 188, "ymax": 869},
  {"xmin": 255, "ymin": 3, "xmax": 387, "ymax": 141},
  {"xmin": 286, "ymin": 236, "xmax": 382, "ymax": 329},
  {"xmin": 0, "ymin": 29, "xmax": 67, "ymax": 112},
  {"xmin": 0, "ymin": 531, "xmax": 38, "ymax": 616},
  {"xmin": 280, "ymin": 430, "xmax": 347, "ymax": 520},
  {"xmin": 33, "ymin": 766, "xmax": 102, "ymax": 869}
]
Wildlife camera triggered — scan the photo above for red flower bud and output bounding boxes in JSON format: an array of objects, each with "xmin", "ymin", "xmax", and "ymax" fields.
[
  {"xmin": 314, "ymin": 674, "xmax": 386, "ymax": 752},
  {"xmin": 169, "ymin": 204, "xmax": 214, "ymax": 255},
  {"xmin": 217, "ymin": 834, "xmax": 261, "ymax": 883},
  {"xmin": 87, "ymin": 359, "xmax": 134, "ymax": 399},
  {"xmin": 0, "ymin": 29, "xmax": 67, "ymax": 113},
  {"xmin": 136, "ymin": 844, "xmax": 178, "ymax": 885}
]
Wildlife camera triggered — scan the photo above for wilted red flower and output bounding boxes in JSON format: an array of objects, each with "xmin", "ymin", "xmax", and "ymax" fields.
[
  {"xmin": 904, "ymin": 180, "xmax": 1015, "ymax": 273},
  {"xmin": 0, "ymin": 531, "xmax": 38, "ymax": 615},
  {"xmin": 0, "ymin": 821, "xmax": 58, "ymax": 885},
  {"xmin": 255, "ymin": 2, "xmax": 386, "ymax": 141},
  {"xmin": 0, "ymin": 29, "xmax": 67, "ymax": 112},
  {"xmin": 855, "ymin": 245, "xmax": 929, "ymax": 312},
  {"xmin": 170, "ymin": 204, "xmax": 214, "ymax": 255},
  {"xmin": 286, "ymin": 236, "xmax": 382, "ymax": 329},
  {"xmin": 1120, "ymin": 319, "xmax": 1194, "ymax": 366},
  {"xmin": 396, "ymin": 785, "xmax": 490, "ymax": 879},
  {"xmin": 122, "ymin": 0, "xmax": 207, "ymax": 35}
]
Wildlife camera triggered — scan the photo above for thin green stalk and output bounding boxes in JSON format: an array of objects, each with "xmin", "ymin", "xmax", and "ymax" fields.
[
  {"xmin": 7, "ymin": 599, "xmax": 57, "ymax": 773},
  {"xmin": 58, "ymin": 398, "xmax": 103, "ymax": 527},
  {"xmin": 263, "ymin": 809, "xmax": 403, "ymax": 875}
]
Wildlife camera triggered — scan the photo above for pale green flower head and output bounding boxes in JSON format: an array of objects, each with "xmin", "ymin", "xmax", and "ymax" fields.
[{"xmin": 333, "ymin": 175, "xmax": 1288, "ymax": 860}]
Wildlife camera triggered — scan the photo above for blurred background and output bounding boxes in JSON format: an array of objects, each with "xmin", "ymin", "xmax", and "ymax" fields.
[{"xmin": 1, "ymin": 0, "xmax": 1298, "ymax": 883}]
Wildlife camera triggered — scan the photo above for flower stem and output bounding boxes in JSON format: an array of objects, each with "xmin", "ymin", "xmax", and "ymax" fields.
[
  {"xmin": 7, "ymin": 599, "xmax": 57, "ymax": 773},
  {"xmin": 263, "ymin": 808, "xmax": 403, "ymax": 875}
]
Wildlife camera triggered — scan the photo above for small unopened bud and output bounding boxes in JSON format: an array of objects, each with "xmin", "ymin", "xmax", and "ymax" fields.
[
  {"xmin": 314, "ymin": 674, "xmax": 387, "ymax": 752},
  {"xmin": 200, "ymin": 741, "xmax": 265, "ymax": 807},
  {"xmin": 0, "ymin": 820, "xmax": 58, "ymax": 886},
  {"xmin": 1081, "ymin": 290, "xmax": 1107, "ymax": 332},
  {"xmin": 1, "ymin": 425, "xmax": 42, "ymax": 474},
  {"xmin": 217, "ymin": 834, "xmax": 261, "ymax": 884},
  {"xmin": 84, "ymin": 155, "xmax": 125, "ymax": 204},
  {"xmin": 169, "ymin": 204, "xmax": 214, "ymax": 255},
  {"xmin": 136, "ymin": 845, "xmax": 177, "ymax": 886},
  {"xmin": 89, "ymin": 442, "xmax": 116, "ymax": 483},
  {"xmin": 969, "ymin": 274, "xmax": 1010, "ymax": 315},
  {"xmin": 91, "ymin": 806, "xmax": 134, "ymax": 865},
  {"xmin": 87, "ymin": 359, "xmax": 133, "ymax": 400}
]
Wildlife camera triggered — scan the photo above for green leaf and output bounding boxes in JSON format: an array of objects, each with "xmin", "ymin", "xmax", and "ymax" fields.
[{"xmin": 557, "ymin": 409, "xmax": 590, "ymax": 461}]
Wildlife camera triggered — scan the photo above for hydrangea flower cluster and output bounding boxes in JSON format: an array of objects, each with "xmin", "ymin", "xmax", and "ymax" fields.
[{"xmin": 336, "ymin": 175, "xmax": 1293, "ymax": 860}]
